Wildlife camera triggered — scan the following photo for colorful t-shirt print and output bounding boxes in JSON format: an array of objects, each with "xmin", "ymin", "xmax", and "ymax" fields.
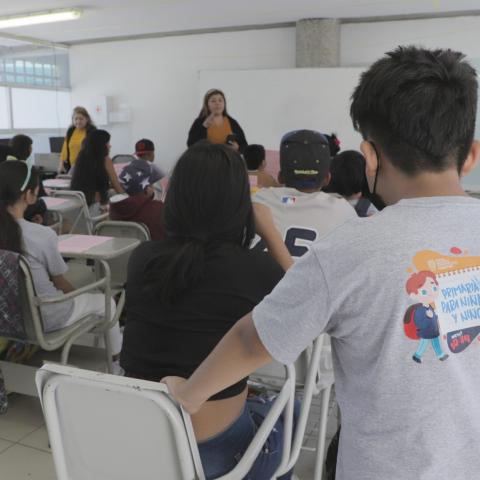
[{"xmin": 404, "ymin": 248, "xmax": 480, "ymax": 361}]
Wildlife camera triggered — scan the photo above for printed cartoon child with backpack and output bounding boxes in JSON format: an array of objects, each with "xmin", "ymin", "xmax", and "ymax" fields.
[{"xmin": 404, "ymin": 270, "xmax": 449, "ymax": 363}]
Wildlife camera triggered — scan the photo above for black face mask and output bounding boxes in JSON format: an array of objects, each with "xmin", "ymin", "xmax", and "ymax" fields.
[{"xmin": 362, "ymin": 142, "xmax": 387, "ymax": 211}]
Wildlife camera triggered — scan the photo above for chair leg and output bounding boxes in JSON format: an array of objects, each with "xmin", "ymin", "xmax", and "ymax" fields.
[
  {"xmin": 103, "ymin": 332, "xmax": 113, "ymax": 373},
  {"xmin": 60, "ymin": 336, "xmax": 77, "ymax": 364},
  {"xmin": 313, "ymin": 384, "xmax": 333, "ymax": 480}
]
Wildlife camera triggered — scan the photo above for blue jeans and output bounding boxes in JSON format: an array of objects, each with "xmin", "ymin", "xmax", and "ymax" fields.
[
  {"xmin": 198, "ymin": 396, "xmax": 299, "ymax": 480},
  {"xmin": 415, "ymin": 337, "xmax": 445, "ymax": 358}
]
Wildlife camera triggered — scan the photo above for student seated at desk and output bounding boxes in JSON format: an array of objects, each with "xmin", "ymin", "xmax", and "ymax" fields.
[
  {"xmin": 0, "ymin": 160, "xmax": 123, "ymax": 371},
  {"xmin": 71, "ymin": 129, "xmax": 124, "ymax": 216},
  {"xmin": 109, "ymin": 158, "xmax": 165, "ymax": 240},
  {"xmin": 244, "ymin": 144, "xmax": 279, "ymax": 188},
  {"xmin": 324, "ymin": 150, "xmax": 377, "ymax": 217},
  {"xmin": 121, "ymin": 143, "xmax": 294, "ymax": 479}
]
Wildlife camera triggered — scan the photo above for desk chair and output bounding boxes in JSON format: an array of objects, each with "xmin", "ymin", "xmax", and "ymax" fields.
[
  {"xmin": 0, "ymin": 250, "xmax": 124, "ymax": 398},
  {"xmin": 112, "ymin": 154, "xmax": 135, "ymax": 164},
  {"xmin": 52, "ymin": 190, "xmax": 108, "ymax": 234},
  {"xmin": 36, "ymin": 363, "xmax": 296, "ymax": 480},
  {"xmin": 93, "ymin": 220, "xmax": 150, "ymax": 291},
  {"xmin": 250, "ymin": 334, "xmax": 334, "ymax": 480}
]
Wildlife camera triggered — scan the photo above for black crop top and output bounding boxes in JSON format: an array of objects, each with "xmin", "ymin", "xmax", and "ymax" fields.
[{"xmin": 121, "ymin": 241, "xmax": 284, "ymax": 400}]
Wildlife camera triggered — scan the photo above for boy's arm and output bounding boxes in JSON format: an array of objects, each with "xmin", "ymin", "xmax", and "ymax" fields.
[
  {"xmin": 163, "ymin": 312, "xmax": 271, "ymax": 414},
  {"xmin": 104, "ymin": 156, "xmax": 125, "ymax": 194},
  {"xmin": 253, "ymin": 202, "xmax": 293, "ymax": 271}
]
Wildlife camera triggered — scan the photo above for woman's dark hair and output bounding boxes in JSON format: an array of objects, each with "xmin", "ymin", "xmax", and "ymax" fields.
[
  {"xmin": 0, "ymin": 144, "xmax": 13, "ymax": 163},
  {"xmin": 199, "ymin": 88, "xmax": 228, "ymax": 118},
  {"xmin": 351, "ymin": 46, "xmax": 478, "ymax": 175},
  {"xmin": 144, "ymin": 142, "xmax": 254, "ymax": 304},
  {"xmin": 0, "ymin": 161, "xmax": 39, "ymax": 253},
  {"xmin": 324, "ymin": 150, "xmax": 367, "ymax": 197},
  {"xmin": 9, "ymin": 134, "xmax": 33, "ymax": 161},
  {"xmin": 71, "ymin": 129, "xmax": 111, "ymax": 206},
  {"xmin": 244, "ymin": 144, "xmax": 265, "ymax": 170},
  {"xmin": 323, "ymin": 133, "xmax": 341, "ymax": 157}
]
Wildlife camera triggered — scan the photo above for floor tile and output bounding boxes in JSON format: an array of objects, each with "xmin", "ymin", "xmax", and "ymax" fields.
[
  {"xmin": 0, "ymin": 395, "xmax": 44, "ymax": 442},
  {"xmin": 0, "ymin": 444, "xmax": 56, "ymax": 480},
  {"xmin": 0, "ymin": 437, "xmax": 14, "ymax": 453},
  {"xmin": 19, "ymin": 426, "xmax": 51, "ymax": 453}
]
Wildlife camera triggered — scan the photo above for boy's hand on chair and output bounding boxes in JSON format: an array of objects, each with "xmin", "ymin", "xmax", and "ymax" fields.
[{"xmin": 161, "ymin": 376, "xmax": 204, "ymax": 415}]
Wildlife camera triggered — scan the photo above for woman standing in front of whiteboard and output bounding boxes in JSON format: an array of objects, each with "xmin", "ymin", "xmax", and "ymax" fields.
[
  {"xmin": 57, "ymin": 106, "xmax": 96, "ymax": 173},
  {"xmin": 187, "ymin": 89, "xmax": 248, "ymax": 153}
]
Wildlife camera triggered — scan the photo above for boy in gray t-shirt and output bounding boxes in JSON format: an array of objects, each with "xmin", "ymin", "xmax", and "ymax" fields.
[{"xmin": 162, "ymin": 47, "xmax": 480, "ymax": 479}]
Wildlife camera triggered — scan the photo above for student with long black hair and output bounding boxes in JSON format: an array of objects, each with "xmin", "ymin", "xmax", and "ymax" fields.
[
  {"xmin": 70, "ymin": 129, "xmax": 124, "ymax": 215},
  {"xmin": 121, "ymin": 143, "xmax": 294, "ymax": 479},
  {"xmin": 0, "ymin": 160, "xmax": 123, "ymax": 370}
]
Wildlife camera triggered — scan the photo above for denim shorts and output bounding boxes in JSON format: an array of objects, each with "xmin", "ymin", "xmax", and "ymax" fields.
[{"xmin": 197, "ymin": 396, "xmax": 299, "ymax": 480}]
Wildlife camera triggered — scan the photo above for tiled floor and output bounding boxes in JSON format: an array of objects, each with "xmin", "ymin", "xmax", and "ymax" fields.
[{"xmin": 0, "ymin": 390, "xmax": 338, "ymax": 479}]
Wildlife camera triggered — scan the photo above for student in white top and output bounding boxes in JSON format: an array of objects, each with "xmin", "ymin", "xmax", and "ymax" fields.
[
  {"xmin": 0, "ymin": 160, "xmax": 122, "ymax": 370},
  {"xmin": 253, "ymin": 129, "xmax": 356, "ymax": 258},
  {"xmin": 163, "ymin": 46, "xmax": 480, "ymax": 480}
]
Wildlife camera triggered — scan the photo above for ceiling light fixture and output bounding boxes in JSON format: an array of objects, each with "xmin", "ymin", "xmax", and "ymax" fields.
[{"xmin": 0, "ymin": 9, "xmax": 83, "ymax": 29}]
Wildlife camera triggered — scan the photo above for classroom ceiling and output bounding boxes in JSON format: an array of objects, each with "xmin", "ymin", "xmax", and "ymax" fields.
[{"xmin": 0, "ymin": 0, "xmax": 479, "ymax": 45}]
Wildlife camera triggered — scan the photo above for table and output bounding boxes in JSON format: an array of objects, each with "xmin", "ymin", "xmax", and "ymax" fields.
[
  {"xmin": 58, "ymin": 234, "xmax": 141, "ymax": 297},
  {"xmin": 58, "ymin": 234, "xmax": 140, "ymax": 261},
  {"xmin": 43, "ymin": 178, "xmax": 71, "ymax": 190}
]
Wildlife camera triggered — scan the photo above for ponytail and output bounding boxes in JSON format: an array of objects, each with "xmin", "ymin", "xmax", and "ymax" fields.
[
  {"xmin": 0, "ymin": 161, "xmax": 39, "ymax": 254},
  {"xmin": 143, "ymin": 238, "xmax": 205, "ymax": 305}
]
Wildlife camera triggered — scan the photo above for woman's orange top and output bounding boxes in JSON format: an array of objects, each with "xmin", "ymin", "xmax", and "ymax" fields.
[{"xmin": 207, "ymin": 116, "xmax": 233, "ymax": 144}]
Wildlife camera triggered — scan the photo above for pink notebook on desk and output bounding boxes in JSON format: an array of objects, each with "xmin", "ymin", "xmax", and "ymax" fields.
[{"xmin": 58, "ymin": 235, "xmax": 113, "ymax": 253}]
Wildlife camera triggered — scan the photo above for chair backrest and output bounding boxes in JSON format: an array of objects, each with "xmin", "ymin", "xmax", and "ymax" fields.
[
  {"xmin": 36, "ymin": 362, "xmax": 297, "ymax": 480},
  {"xmin": 93, "ymin": 221, "xmax": 150, "ymax": 288},
  {"xmin": 112, "ymin": 154, "xmax": 135, "ymax": 164},
  {"xmin": 0, "ymin": 252, "xmax": 48, "ymax": 346},
  {"xmin": 36, "ymin": 364, "xmax": 200, "ymax": 480},
  {"xmin": 52, "ymin": 190, "xmax": 107, "ymax": 234}
]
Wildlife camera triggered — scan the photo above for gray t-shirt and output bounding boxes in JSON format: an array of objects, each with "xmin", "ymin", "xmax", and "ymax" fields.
[
  {"xmin": 253, "ymin": 196, "xmax": 480, "ymax": 480},
  {"xmin": 18, "ymin": 219, "xmax": 74, "ymax": 331}
]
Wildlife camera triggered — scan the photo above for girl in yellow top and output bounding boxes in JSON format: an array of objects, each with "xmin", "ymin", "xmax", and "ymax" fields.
[
  {"xmin": 58, "ymin": 106, "xmax": 96, "ymax": 173},
  {"xmin": 187, "ymin": 89, "xmax": 248, "ymax": 153}
]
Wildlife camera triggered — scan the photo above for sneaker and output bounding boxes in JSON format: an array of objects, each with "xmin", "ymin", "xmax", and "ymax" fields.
[
  {"xmin": 412, "ymin": 355, "xmax": 422, "ymax": 363},
  {"xmin": 111, "ymin": 360, "xmax": 125, "ymax": 376},
  {"xmin": 439, "ymin": 354, "xmax": 449, "ymax": 361}
]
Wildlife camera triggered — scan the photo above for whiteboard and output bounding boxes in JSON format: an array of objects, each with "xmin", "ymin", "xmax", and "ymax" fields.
[
  {"xmin": 11, "ymin": 88, "xmax": 71, "ymax": 130},
  {"xmin": 199, "ymin": 68, "xmax": 365, "ymax": 152}
]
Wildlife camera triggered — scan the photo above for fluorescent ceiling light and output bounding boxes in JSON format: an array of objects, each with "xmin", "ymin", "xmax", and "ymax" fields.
[{"xmin": 0, "ymin": 9, "xmax": 83, "ymax": 29}]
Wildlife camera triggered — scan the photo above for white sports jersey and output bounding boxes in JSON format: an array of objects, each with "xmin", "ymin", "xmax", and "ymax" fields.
[{"xmin": 253, "ymin": 187, "xmax": 356, "ymax": 258}]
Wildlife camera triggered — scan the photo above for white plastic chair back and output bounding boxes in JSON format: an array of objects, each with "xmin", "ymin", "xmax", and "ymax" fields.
[
  {"xmin": 52, "ymin": 190, "xmax": 108, "ymax": 234},
  {"xmin": 36, "ymin": 362, "xmax": 297, "ymax": 480},
  {"xmin": 36, "ymin": 364, "xmax": 201, "ymax": 480},
  {"xmin": 112, "ymin": 154, "xmax": 135, "ymax": 164}
]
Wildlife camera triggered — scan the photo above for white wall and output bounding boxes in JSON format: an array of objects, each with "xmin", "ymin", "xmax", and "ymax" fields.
[
  {"xmin": 341, "ymin": 15, "xmax": 480, "ymax": 65},
  {"xmin": 69, "ymin": 28, "xmax": 296, "ymax": 171}
]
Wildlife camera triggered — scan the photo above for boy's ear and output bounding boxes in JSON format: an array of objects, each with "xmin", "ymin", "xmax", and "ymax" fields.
[
  {"xmin": 460, "ymin": 140, "xmax": 480, "ymax": 177},
  {"xmin": 360, "ymin": 140, "xmax": 379, "ymax": 178}
]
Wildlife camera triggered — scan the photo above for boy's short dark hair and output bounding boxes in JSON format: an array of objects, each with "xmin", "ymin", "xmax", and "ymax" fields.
[
  {"xmin": 10, "ymin": 134, "xmax": 33, "ymax": 161},
  {"xmin": 280, "ymin": 130, "xmax": 331, "ymax": 189},
  {"xmin": 350, "ymin": 46, "xmax": 477, "ymax": 175},
  {"xmin": 325, "ymin": 150, "xmax": 367, "ymax": 197},
  {"xmin": 244, "ymin": 144, "xmax": 265, "ymax": 170}
]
